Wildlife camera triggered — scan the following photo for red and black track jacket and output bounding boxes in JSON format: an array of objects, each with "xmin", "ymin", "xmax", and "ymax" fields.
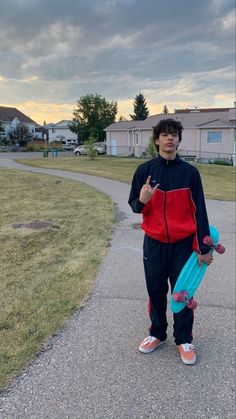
[{"xmin": 128, "ymin": 154, "xmax": 210, "ymax": 255}]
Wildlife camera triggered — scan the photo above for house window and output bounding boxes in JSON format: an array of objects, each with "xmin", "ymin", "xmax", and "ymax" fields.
[
  {"xmin": 52, "ymin": 128, "xmax": 55, "ymax": 133},
  {"xmin": 136, "ymin": 133, "xmax": 139, "ymax": 145},
  {"xmin": 207, "ymin": 131, "xmax": 222, "ymax": 144}
]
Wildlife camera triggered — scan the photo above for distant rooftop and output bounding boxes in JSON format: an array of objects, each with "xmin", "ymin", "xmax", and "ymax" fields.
[
  {"xmin": 45, "ymin": 120, "xmax": 73, "ymax": 128},
  {"xmin": 105, "ymin": 107, "xmax": 236, "ymax": 131},
  {"xmin": 174, "ymin": 108, "xmax": 231, "ymax": 113},
  {"xmin": 0, "ymin": 106, "xmax": 38, "ymax": 125}
]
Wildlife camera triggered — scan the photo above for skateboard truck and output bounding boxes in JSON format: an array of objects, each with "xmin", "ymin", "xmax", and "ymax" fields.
[
  {"xmin": 173, "ymin": 291, "xmax": 197, "ymax": 310},
  {"xmin": 203, "ymin": 236, "xmax": 225, "ymax": 254}
]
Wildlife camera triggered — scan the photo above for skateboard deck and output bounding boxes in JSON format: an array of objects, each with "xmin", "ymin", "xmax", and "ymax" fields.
[{"xmin": 170, "ymin": 225, "xmax": 223, "ymax": 313}]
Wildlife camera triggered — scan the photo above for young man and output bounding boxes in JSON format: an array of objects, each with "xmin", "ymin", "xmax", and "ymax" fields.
[{"xmin": 128, "ymin": 119, "xmax": 213, "ymax": 365}]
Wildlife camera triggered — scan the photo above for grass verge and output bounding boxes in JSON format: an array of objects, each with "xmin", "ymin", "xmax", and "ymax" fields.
[
  {"xmin": 17, "ymin": 156, "xmax": 236, "ymax": 201},
  {"xmin": 0, "ymin": 168, "xmax": 114, "ymax": 389}
]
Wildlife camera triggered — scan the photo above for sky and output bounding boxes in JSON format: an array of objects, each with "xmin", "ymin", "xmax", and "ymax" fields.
[{"xmin": 0, "ymin": 0, "xmax": 235, "ymax": 125}]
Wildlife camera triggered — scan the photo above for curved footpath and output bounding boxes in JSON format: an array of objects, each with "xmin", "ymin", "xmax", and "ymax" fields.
[{"xmin": 0, "ymin": 154, "xmax": 235, "ymax": 418}]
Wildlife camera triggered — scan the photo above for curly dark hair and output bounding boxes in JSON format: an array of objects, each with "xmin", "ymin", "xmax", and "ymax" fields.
[{"xmin": 153, "ymin": 119, "xmax": 183, "ymax": 152}]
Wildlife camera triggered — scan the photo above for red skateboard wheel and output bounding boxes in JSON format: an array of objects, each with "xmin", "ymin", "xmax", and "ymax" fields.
[
  {"xmin": 215, "ymin": 244, "xmax": 225, "ymax": 254},
  {"xmin": 187, "ymin": 299, "xmax": 197, "ymax": 310},
  {"xmin": 203, "ymin": 235, "xmax": 226, "ymax": 254},
  {"xmin": 173, "ymin": 291, "xmax": 187, "ymax": 302}
]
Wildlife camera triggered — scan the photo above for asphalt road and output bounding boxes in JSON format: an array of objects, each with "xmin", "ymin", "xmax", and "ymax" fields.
[{"xmin": 0, "ymin": 154, "xmax": 235, "ymax": 418}]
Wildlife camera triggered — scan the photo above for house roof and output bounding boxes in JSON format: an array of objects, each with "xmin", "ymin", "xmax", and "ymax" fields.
[
  {"xmin": 54, "ymin": 120, "xmax": 72, "ymax": 127},
  {"xmin": 174, "ymin": 108, "xmax": 231, "ymax": 113},
  {"xmin": 197, "ymin": 119, "xmax": 233, "ymax": 128},
  {"xmin": 46, "ymin": 120, "xmax": 73, "ymax": 128},
  {"xmin": 0, "ymin": 106, "xmax": 38, "ymax": 125},
  {"xmin": 105, "ymin": 120, "xmax": 140, "ymax": 130},
  {"xmin": 105, "ymin": 108, "xmax": 236, "ymax": 131}
]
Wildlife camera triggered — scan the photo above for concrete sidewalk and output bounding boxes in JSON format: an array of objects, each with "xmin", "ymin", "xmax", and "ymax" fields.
[{"xmin": 0, "ymin": 157, "xmax": 235, "ymax": 418}]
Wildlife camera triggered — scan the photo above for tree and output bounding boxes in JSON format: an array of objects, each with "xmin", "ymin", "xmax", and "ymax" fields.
[
  {"xmin": 118, "ymin": 115, "xmax": 128, "ymax": 122},
  {"xmin": 0, "ymin": 121, "xmax": 5, "ymax": 141},
  {"xmin": 0, "ymin": 121, "xmax": 10, "ymax": 146},
  {"xmin": 130, "ymin": 93, "xmax": 150, "ymax": 120},
  {"xmin": 70, "ymin": 94, "xmax": 117, "ymax": 142},
  {"xmin": 8, "ymin": 123, "xmax": 33, "ymax": 146},
  {"xmin": 84, "ymin": 135, "xmax": 97, "ymax": 160},
  {"xmin": 162, "ymin": 105, "xmax": 169, "ymax": 114},
  {"xmin": 146, "ymin": 137, "xmax": 157, "ymax": 158}
]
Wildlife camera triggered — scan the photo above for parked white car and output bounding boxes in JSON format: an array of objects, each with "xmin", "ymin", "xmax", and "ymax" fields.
[
  {"xmin": 61, "ymin": 138, "xmax": 78, "ymax": 150},
  {"xmin": 73, "ymin": 142, "xmax": 106, "ymax": 156}
]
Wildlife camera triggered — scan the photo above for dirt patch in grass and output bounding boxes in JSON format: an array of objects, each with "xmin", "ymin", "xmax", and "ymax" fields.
[
  {"xmin": 12, "ymin": 221, "xmax": 59, "ymax": 229},
  {"xmin": 0, "ymin": 168, "xmax": 114, "ymax": 389}
]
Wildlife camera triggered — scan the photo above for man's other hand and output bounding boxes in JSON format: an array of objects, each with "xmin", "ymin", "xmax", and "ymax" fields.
[{"xmin": 198, "ymin": 252, "xmax": 213, "ymax": 266}]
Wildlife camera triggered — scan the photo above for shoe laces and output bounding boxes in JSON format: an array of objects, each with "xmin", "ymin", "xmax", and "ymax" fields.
[
  {"xmin": 143, "ymin": 336, "xmax": 158, "ymax": 345},
  {"xmin": 181, "ymin": 343, "xmax": 195, "ymax": 352}
]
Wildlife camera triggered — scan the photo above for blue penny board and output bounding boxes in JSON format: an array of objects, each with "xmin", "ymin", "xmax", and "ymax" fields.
[{"xmin": 170, "ymin": 225, "xmax": 219, "ymax": 313}]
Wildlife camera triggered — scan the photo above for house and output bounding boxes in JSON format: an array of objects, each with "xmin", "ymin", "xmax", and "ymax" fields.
[
  {"xmin": 45, "ymin": 120, "xmax": 77, "ymax": 143},
  {"xmin": 0, "ymin": 106, "xmax": 39, "ymax": 139},
  {"xmin": 105, "ymin": 106, "xmax": 236, "ymax": 164}
]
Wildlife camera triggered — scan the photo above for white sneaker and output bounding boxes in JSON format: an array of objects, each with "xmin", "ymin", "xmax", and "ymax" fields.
[{"xmin": 139, "ymin": 336, "xmax": 164, "ymax": 354}]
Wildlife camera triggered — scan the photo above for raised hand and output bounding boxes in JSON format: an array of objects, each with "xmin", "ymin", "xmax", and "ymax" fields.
[{"xmin": 139, "ymin": 175, "xmax": 159, "ymax": 204}]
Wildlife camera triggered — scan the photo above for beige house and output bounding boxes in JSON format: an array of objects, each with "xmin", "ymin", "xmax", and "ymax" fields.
[
  {"xmin": 105, "ymin": 107, "xmax": 236, "ymax": 164},
  {"xmin": 45, "ymin": 120, "xmax": 77, "ymax": 143}
]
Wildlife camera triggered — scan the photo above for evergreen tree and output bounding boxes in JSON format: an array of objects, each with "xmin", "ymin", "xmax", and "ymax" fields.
[{"xmin": 130, "ymin": 93, "xmax": 150, "ymax": 120}]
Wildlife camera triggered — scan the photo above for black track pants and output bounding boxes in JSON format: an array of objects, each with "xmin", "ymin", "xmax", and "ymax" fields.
[{"xmin": 143, "ymin": 234, "xmax": 194, "ymax": 345}]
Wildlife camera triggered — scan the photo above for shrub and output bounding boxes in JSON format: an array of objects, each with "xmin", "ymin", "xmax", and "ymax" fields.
[
  {"xmin": 85, "ymin": 136, "xmax": 97, "ymax": 160},
  {"xmin": 146, "ymin": 137, "xmax": 157, "ymax": 158},
  {"xmin": 210, "ymin": 159, "xmax": 232, "ymax": 166}
]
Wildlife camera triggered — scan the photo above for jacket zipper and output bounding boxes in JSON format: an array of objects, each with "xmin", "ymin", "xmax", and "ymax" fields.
[
  {"xmin": 164, "ymin": 159, "xmax": 170, "ymax": 242},
  {"xmin": 164, "ymin": 192, "xmax": 170, "ymax": 243}
]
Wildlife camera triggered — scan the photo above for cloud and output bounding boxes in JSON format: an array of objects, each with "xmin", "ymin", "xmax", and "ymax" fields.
[{"xmin": 0, "ymin": 0, "xmax": 235, "ymax": 123}]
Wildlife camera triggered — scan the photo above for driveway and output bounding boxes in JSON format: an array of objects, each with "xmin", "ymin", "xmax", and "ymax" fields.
[{"xmin": 0, "ymin": 155, "xmax": 235, "ymax": 418}]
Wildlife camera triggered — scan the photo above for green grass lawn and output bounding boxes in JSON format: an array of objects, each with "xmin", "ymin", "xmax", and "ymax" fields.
[
  {"xmin": 0, "ymin": 168, "xmax": 114, "ymax": 389},
  {"xmin": 17, "ymin": 155, "xmax": 236, "ymax": 201}
]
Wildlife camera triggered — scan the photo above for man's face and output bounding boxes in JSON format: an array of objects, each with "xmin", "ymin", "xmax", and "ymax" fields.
[{"xmin": 155, "ymin": 130, "xmax": 180, "ymax": 155}]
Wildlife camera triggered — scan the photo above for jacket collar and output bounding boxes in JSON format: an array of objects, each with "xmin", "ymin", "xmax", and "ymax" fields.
[{"xmin": 156, "ymin": 153, "xmax": 180, "ymax": 165}]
